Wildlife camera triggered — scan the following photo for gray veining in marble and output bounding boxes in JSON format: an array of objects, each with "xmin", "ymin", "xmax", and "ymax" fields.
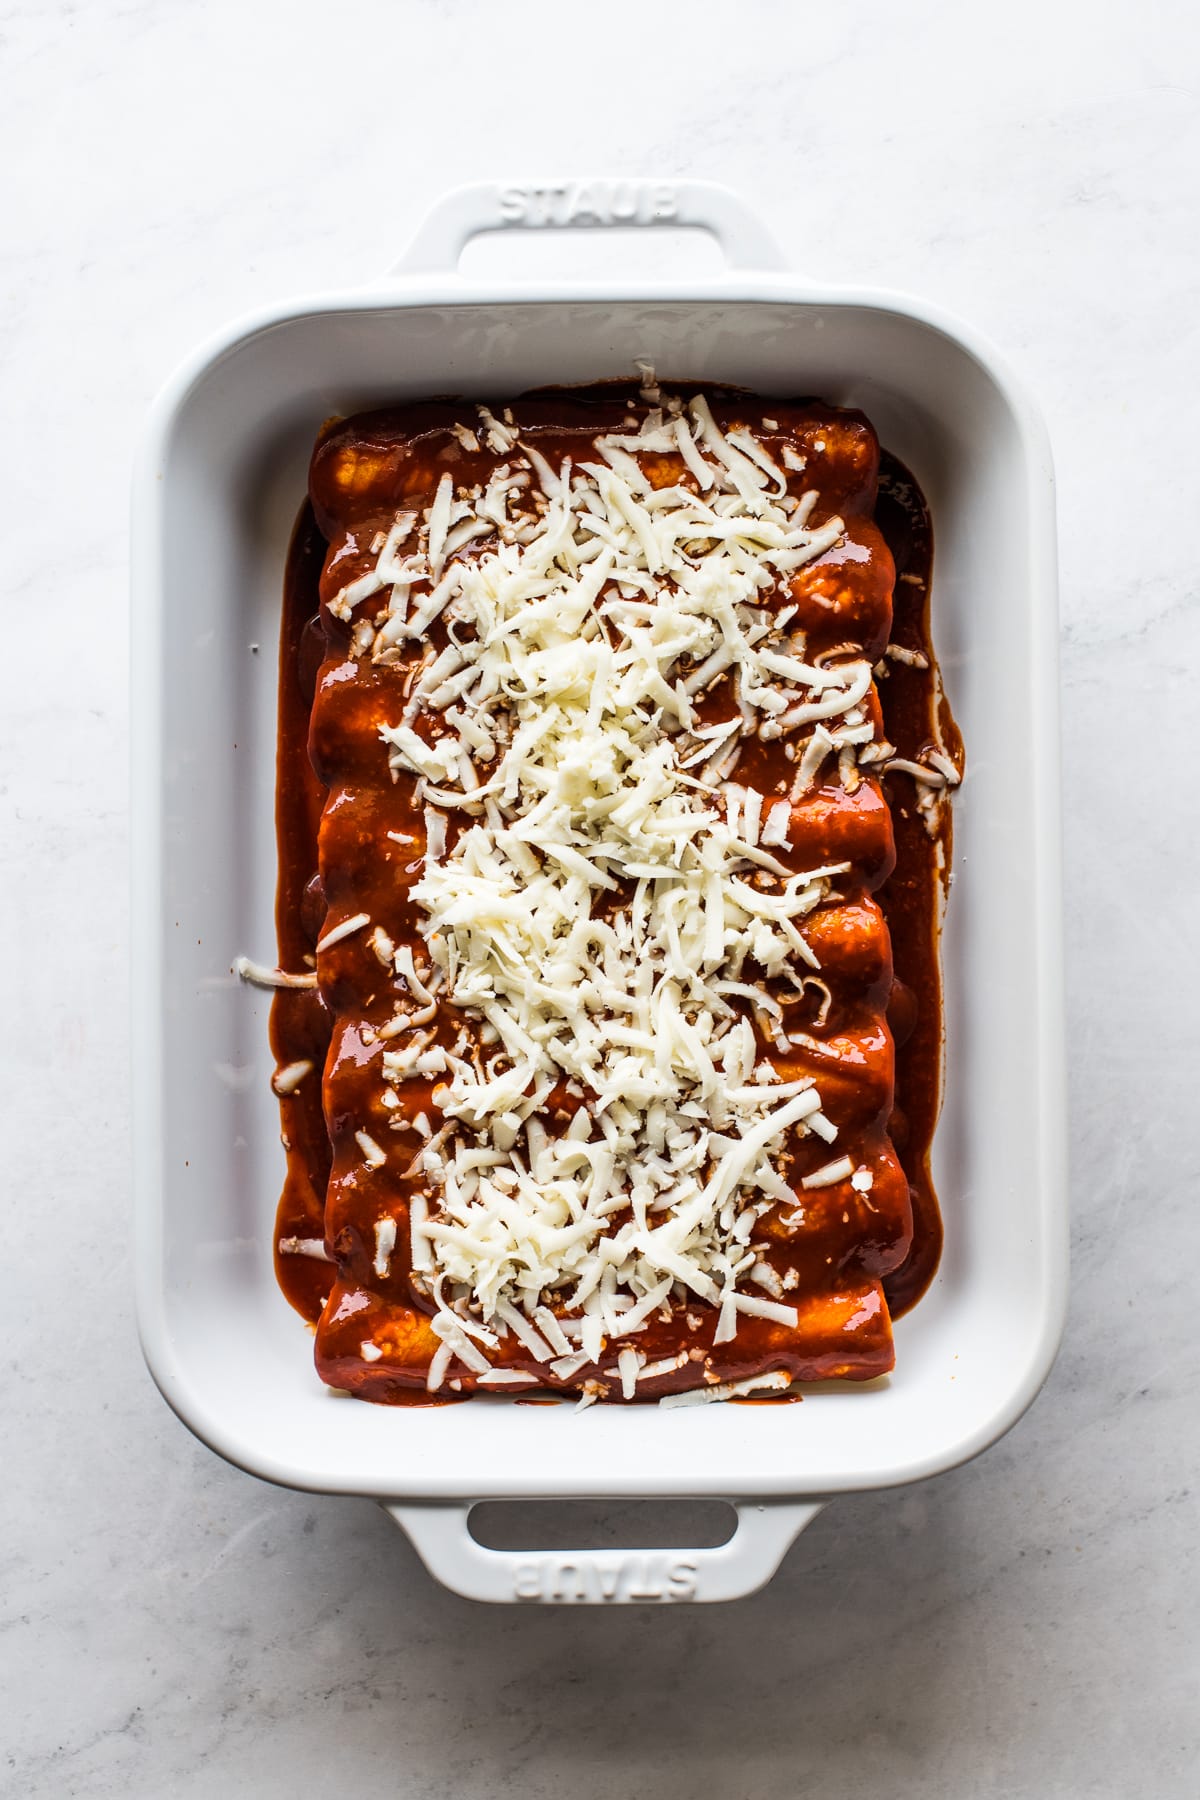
[{"xmin": 2, "ymin": 0, "xmax": 1198, "ymax": 1793}]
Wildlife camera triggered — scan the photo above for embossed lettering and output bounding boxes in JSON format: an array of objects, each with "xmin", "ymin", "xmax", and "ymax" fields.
[
  {"xmin": 569, "ymin": 184, "xmax": 604, "ymax": 226},
  {"xmin": 650, "ymin": 183, "xmax": 679, "ymax": 221},
  {"xmin": 550, "ymin": 1561, "xmax": 590, "ymax": 1602},
  {"xmin": 594, "ymin": 1563, "xmax": 622, "ymax": 1601},
  {"xmin": 668, "ymin": 1560, "xmax": 698, "ymax": 1600},
  {"xmin": 529, "ymin": 184, "xmax": 568, "ymax": 226},
  {"xmin": 512, "ymin": 1562, "xmax": 544, "ymax": 1601},
  {"xmin": 495, "ymin": 180, "xmax": 681, "ymax": 233},
  {"xmin": 622, "ymin": 1557, "xmax": 667, "ymax": 1602},
  {"xmin": 511, "ymin": 1551, "xmax": 701, "ymax": 1603},
  {"xmin": 496, "ymin": 181, "xmax": 683, "ymax": 235}
]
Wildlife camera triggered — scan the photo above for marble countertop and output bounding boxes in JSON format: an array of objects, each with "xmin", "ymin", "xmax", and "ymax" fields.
[{"xmin": 3, "ymin": 0, "xmax": 1197, "ymax": 1793}]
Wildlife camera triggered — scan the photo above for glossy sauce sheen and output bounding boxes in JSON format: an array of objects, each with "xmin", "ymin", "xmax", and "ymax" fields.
[{"xmin": 268, "ymin": 390, "xmax": 957, "ymax": 1403}]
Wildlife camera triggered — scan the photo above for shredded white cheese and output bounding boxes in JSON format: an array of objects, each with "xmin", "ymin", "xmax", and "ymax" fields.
[
  {"xmin": 884, "ymin": 642, "xmax": 929, "ymax": 669},
  {"xmin": 272, "ymin": 1059, "xmax": 313, "ymax": 1095},
  {"xmin": 801, "ymin": 1155, "xmax": 855, "ymax": 1189},
  {"xmin": 356, "ymin": 1131, "xmax": 387, "ymax": 1171},
  {"xmin": 316, "ymin": 912, "xmax": 372, "ymax": 952},
  {"xmin": 277, "ymin": 1236, "xmax": 332, "ymax": 1262},
  {"xmin": 373, "ymin": 1217, "xmax": 397, "ymax": 1277},
  {"xmin": 426, "ymin": 1341, "xmax": 453, "ymax": 1391},
  {"xmin": 617, "ymin": 1346, "xmax": 642, "ymax": 1399},
  {"xmin": 926, "ymin": 750, "xmax": 961, "ymax": 786},
  {"xmin": 234, "ymin": 957, "xmax": 318, "ymax": 991},
  {"xmin": 659, "ymin": 1369, "xmax": 792, "ymax": 1407}
]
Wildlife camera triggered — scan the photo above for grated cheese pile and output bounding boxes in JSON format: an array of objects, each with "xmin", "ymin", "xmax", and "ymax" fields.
[{"xmin": 331, "ymin": 388, "xmax": 905, "ymax": 1394}]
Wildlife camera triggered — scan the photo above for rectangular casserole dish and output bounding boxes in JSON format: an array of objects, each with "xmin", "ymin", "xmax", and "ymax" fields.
[{"xmin": 132, "ymin": 179, "xmax": 1067, "ymax": 1604}]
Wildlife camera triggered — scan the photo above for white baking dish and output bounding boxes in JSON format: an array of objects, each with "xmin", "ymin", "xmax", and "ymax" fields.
[{"xmin": 132, "ymin": 180, "xmax": 1067, "ymax": 1604}]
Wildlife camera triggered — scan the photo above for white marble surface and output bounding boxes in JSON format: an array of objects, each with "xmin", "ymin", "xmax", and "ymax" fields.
[{"xmin": 3, "ymin": 0, "xmax": 1198, "ymax": 1792}]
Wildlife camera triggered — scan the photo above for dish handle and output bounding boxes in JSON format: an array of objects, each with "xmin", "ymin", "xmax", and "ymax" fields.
[
  {"xmin": 388, "ymin": 178, "xmax": 787, "ymax": 277},
  {"xmin": 384, "ymin": 1498, "xmax": 823, "ymax": 1604}
]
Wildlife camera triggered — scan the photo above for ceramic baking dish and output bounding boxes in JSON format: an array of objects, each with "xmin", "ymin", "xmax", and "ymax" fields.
[{"xmin": 132, "ymin": 179, "xmax": 1067, "ymax": 1604}]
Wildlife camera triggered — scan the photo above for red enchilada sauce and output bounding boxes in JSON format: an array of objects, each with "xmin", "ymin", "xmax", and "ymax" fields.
[{"xmin": 266, "ymin": 392, "xmax": 958, "ymax": 1397}]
